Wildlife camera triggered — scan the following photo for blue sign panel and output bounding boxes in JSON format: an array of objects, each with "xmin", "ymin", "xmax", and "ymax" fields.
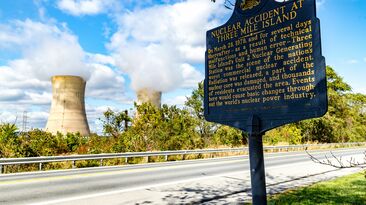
[{"xmin": 204, "ymin": 0, "xmax": 327, "ymax": 133}]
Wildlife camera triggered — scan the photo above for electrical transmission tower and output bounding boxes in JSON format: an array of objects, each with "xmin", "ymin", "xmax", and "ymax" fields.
[{"xmin": 22, "ymin": 111, "xmax": 28, "ymax": 132}]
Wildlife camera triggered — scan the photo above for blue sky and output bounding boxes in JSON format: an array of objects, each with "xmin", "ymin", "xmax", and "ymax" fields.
[
  {"xmin": 316, "ymin": 0, "xmax": 366, "ymax": 94},
  {"xmin": 0, "ymin": 0, "xmax": 365, "ymax": 133}
]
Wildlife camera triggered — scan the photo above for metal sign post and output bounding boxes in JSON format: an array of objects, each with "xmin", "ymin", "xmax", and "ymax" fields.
[
  {"xmin": 247, "ymin": 115, "xmax": 267, "ymax": 205},
  {"xmin": 204, "ymin": 0, "xmax": 327, "ymax": 204}
]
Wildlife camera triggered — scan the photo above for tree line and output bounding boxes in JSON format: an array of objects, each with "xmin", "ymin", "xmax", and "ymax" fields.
[{"xmin": 0, "ymin": 66, "xmax": 365, "ymax": 158}]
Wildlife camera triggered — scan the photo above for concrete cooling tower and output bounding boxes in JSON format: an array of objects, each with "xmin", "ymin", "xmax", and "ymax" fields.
[
  {"xmin": 45, "ymin": 75, "xmax": 90, "ymax": 136},
  {"xmin": 137, "ymin": 88, "xmax": 162, "ymax": 108}
]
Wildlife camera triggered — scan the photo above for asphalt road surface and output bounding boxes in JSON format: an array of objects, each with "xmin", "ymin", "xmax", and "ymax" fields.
[{"xmin": 0, "ymin": 147, "xmax": 364, "ymax": 205}]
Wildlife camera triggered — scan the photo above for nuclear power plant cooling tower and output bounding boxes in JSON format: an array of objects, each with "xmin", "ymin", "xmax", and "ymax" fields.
[
  {"xmin": 45, "ymin": 75, "xmax": 90, "ymax": 136},
  {"xmin": 137, "ymin": 88, "xmax": 162, "ymax": 108}
]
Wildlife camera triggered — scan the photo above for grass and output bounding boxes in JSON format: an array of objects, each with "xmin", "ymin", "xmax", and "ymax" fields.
[{"xmin": 268, "ymin": 172, "xmax": 366, "ymax": 205}]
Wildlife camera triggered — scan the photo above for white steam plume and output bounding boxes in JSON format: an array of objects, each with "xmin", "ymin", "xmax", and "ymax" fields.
[
  {"xmin": 113, "ymin": 43, "xmax": 183, "ymax": 92},
  {"xmin": 108, "ymin": 0, "xmax": 227, "ymax": 92}
]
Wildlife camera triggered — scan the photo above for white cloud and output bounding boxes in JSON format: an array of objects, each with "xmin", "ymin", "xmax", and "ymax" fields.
[
  {"xmin": 86, "ymin": 63, "xmax": 126, "ymax": 102},
  {"xmin": 0, "ymin": 66, "xmax": 50, "ymax": 90},
  {"xmin": 108, "ymin": 0, "xmax": 229, "ymax": 92},
  {"xmin": 2, "ymin": 110, "xmax": 50, "ymax": 131},
  {"xmin": 0, "ymin": 89, "xmax": 26, "ymax": 101},
  {"xmin": 163, "ymin": 95, "xmax": 187, "ymax": 106},
  {"xmin": 0, "ymin": 106, "xmax": 49, "ymax": 130},
  {"xmin": 181, "ymin": 64, "xmax": 204, "ymax": 88},
  {"xmin": 0, "ymin": 20, "xmax": 126, "ymax": 100},
  {"xmin": 178, "ymin": 45, "xmax": 206, "ymax": 63},
  {"xmin": 0, "ymin": 0, "xmax": 231, "ymax": 131},
  {"xmin": 26, "ymin": 111, "xmax": 50, "ymax": 130},
  {"xmin": 110, "ymin": 0, "xmax": 225, "ymax": 54},
  {"xmin": 0, "ymin": 111, "xmax": 19, "ymax": 125},
  {"xmin": 0, "ymin": 64, "xmax": 51, "ymax": 104},
  {"xmin": 316, "ymin": 0, "xmax": 326, "ymax": 8},
  {"xmin": 1, "ymin": 19, "xmax": 65, "ymax": 46},
  {"xmin": 347, "ymin": 59, "xmax": 359, "ymax": 64},
  {"xmin": 0, "ymin": 20, "xmax": 128, "ymax": 130},
  {"xmin": 25, "ymin": 92, "xmax": 52, "ymax": 105},
  {"xmin": 351, "ymin": 86, "xmax": 366, "ymax": 95},
  {"xmin": 56, "ymin": 0, "xmax": 120, "ymax": 16},
  {"xmin": 87, "ymin": 53, "xmax": 116, "ymax": 66},
  {"xmin": 0, "ymin": 19, "xmax": 92, "ymax": 80}
]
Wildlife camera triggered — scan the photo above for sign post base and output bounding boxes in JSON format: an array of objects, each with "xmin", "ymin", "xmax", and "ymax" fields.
[{"xmin": 246, "ymin": 115, "xmax": 267, "ymax": 205}]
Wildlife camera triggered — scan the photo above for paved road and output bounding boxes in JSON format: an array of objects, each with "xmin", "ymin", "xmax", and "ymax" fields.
[{"xmin": 0, "ymin": 147, "xmax": 364, "ymax": 205}]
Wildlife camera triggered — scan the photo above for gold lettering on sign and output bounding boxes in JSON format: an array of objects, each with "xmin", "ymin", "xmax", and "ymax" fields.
[{"xmin": 207, "ymin": 1, "xmax": 316, "ymax": 109}]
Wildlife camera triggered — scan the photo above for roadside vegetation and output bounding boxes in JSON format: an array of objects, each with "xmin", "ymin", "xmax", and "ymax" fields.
[
  {"xmin": 268, "ymin": 172, "xmax": 366, "ymax": 205},
  {"xmin": 0, "ymin": 66, "xmax": 365, "ymax": 170}
]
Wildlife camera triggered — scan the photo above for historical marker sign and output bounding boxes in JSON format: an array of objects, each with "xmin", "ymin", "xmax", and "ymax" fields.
[{"xmin": 204, "ymin": 0, "xmax": 327, "ymax": 133}]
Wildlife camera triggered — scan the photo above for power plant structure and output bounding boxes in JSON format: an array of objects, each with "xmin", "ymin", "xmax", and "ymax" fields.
[
  {"xmin": 45, "ymin": 75, "xmax": 90, "ymax": 136},
  {"xmin": 136, "ymin": 88, "xmax": 162, "ymax": 108}
]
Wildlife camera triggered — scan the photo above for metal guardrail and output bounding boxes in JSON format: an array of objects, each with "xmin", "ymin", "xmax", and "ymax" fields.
[{"xmin": 0, "ymin": 142, "xmax": 365, "ymax": 174}]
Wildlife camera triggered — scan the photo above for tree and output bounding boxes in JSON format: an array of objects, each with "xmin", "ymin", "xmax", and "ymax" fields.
[
  {"xmin": 264, "ymin": 124, "xmax": 302, "ymax": 145},
  {"xmin": 100, "ymin": 108, "xmax": 131, "ymax": 138},
  {"xmin": 185, "ymin": 82, "xmax": 245, "ymax": 147},
  {"xmin": 264, "ymin": 66, "xmax": 366, "ymax": 144},
  {"xmin": 213, "ymin": 125, "xmax": 243, "ymax": 147},
  {"xmin": 306, "ymin": 149, "xmax": 366, "ymax": 178},
  {"xmin": 185, "ymin": 82, "xmax": 218, "ymax": 146},
  {"xmin": 0, "ymin": 123, "xmax": 19, "ymax": 157},
  {"xmin": 296, "ymin": 66, "xmax": 364, "ymax": 143},
  {"xmin": 112, "ymin": 102, "xmax": 201, "ymax": 152},
  {"xmin": 210, "ymin": 0, "xmax": 236, "ymax": 9},
  {"xmin": 326, "ymin": 66, "xmax": 352, "ymax": 93}
]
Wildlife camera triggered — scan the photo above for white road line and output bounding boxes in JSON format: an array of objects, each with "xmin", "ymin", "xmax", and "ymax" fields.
[
  {"xmin": 29, "ymin": 160, "xmax": 340, "ymax": 205},
  {"xmin": 29, "ymin": 170, "xmax": 251, "ymax": 205},
  {"xmin": 9, "ymin": 149, "xmax": 363, "ymax": 205}
]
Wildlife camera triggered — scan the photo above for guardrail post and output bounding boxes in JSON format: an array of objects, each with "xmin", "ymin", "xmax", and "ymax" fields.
[
  {"xmin": 165, "ymin": 155, "xmax": 168, "ymax": 161},
  {"xmin": 39, "ymin": 163, "xmax": 42, "ymax": 171},
  {"xmin": 100, "ymin": 159, "xmax": 103, "ymax": 167},
  {"xmin": 125, "ymin": 157, "xmax": 128, "ymax": 164},
  {"xmin": 72, "ymin": 160, "xmax": 76, "ymax": 169},
  {"xmin": 0, "ymin": 164, "xmax": 2, "ymax": 174}
]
